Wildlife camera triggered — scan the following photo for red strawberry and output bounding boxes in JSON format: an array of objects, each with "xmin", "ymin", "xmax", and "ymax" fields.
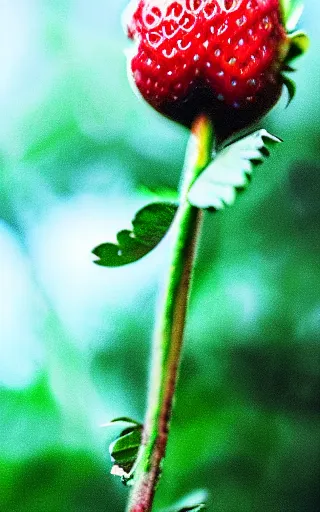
[{"xmin": 124, "ymin": 0, "xmax": 289, "ymax": 139}]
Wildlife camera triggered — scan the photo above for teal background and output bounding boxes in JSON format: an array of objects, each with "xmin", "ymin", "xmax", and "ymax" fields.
[{"xmin": 0, "ymin": 1, "xmax": 319, "ymax": 511}]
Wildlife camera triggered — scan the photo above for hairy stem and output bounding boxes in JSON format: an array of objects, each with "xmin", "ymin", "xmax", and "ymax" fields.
[{"xmin": 126, "ymin": 116, "xmax": 214, "ymax": 512}]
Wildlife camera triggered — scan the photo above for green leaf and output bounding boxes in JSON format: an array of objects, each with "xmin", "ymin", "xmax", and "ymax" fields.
[
  {"xmin": 92, "ymin": 202, "xmax": 178, "ymax": 267},
  {"xmin": 102, "ymin": 416, "xmax": 143, "ymax": 484},
  {"xmin": 280, "ymin": 0, "xmax": 304, "ymax": 32},
  {"xmin": 109, "ymin": 428, "xmax": 142, "ymax": 466},
  {"xmin": 109, "ymin": 424, "xmax": 142, "ymax": 485},
  {"xmin": 188, "ymin": 130, "xmax": 282, "ymax": 210}
]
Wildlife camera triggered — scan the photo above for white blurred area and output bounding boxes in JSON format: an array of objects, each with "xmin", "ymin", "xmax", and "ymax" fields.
[
  {"xmin": 0, "ymin": 222, "xmax": 45, "ymax": 389},
  {"xmin": 0, "ymin": 1, "xmax": 38, "ymax": 99},
  {"xmin": 26, "ymin": 188, "xmax": 170, "ymax": 346},
  {"xmin": 0, "ymin": 174, "xmax": 172, "ymax": 391},
  {"xmin": 0, "ymin": 184, "xmax": 171, "ymax": 436},
  {"xmin": 0, "ymin": 0, "xmax": 172, "ymax": 399},
  {"xmin": 0, "ymin": 0, "xmax": 44, "ymax": 158}
]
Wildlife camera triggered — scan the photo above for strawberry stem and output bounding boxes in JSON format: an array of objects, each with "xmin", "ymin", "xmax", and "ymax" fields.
[{"xmin": 126, "ymin": 116, "xmax": 214, "ymax": 512}]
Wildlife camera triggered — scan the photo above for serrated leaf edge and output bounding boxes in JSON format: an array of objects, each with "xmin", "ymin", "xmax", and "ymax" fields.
[{"xmin": 188, "ymin": 130, "xmax": 282, "ymax": 211}]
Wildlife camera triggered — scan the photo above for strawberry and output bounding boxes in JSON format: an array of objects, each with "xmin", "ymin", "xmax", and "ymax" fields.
[{"xmin": 124, "ymin": 0, "xmax": 289, "ymax": 139}]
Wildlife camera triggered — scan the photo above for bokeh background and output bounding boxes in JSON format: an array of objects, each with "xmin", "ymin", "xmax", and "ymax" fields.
[{"xmin": 0, "ymin": 1, "xmax": 319, "ymax": 511}]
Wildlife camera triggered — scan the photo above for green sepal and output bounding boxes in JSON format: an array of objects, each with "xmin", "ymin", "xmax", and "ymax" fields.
[
  {"xmin": 92, "ymin": 202, "xmax": 178, "ymax": 267},
  {"xmin": 188, "ymin": 130, "xmax": 282, "ymax": 211},
  {"xmin": 286, "ymin": 30, "xmax": 310, "ymax": 65},
  {"xmin": 282, "ymin": 74, "xmax": 296, "ymax": 106},
  {"xmin": 280, "ymin": 0, "xmax": 304, "ymax": 32},
  {"xmin": 281, "ymin": 29, "xmax": 309, "ymax": 105},
  {"xmin": 282, "ymin": 64, "xmax": 296, "ymax": 73}
]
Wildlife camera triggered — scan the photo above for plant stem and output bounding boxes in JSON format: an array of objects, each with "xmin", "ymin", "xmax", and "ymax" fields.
[{"xmin": 126, "ymin": 116, "xmax": 215, "ymax": 512}]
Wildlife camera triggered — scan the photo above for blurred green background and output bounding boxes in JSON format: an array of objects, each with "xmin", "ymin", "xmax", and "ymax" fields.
[{"xmin": 0, "ymin": 1, "xmax": 319, "ymax": 511}]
